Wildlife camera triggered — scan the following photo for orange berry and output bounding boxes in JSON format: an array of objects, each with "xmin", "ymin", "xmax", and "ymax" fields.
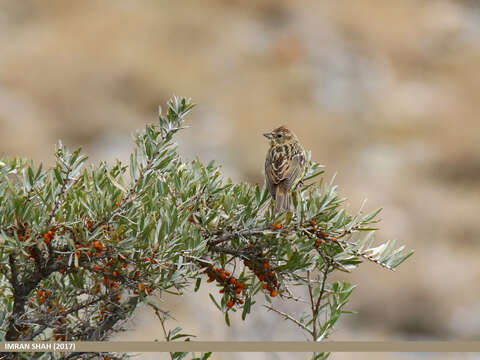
[
  {"xmin": 229, "ymin": 277, "xmax": 236, "ymax": 285},
  {"xmin": 226, "ymin": 300, "xmax": 234, "ymax": 308},
  {"xmin": 133, "ymin": 289, "xmax": 139, "ymax": 294},
  {"xmin": 236, "ymin": 282, "xmax": 244, "ymax": 290},
  {"xmin": 75, "ymin": 244, "xmax": 82, "ymax": 249},
  {"xmin": 112, "ymin": 270, "xmax": 118, "ymax": 277},
  {"xmin": 145, "ymin": 257, "xmax": 151, "ymax": 262},
  {"xmin": 39, "ymin": 295, "xmax": 45, "ymax": 304},
  {"xmin": 75, "ymin": 250, "xmax": 80, "ymax": 256},
  {"xmin": 262, "ymin": 283, "xmax": 268, "ymax": 289},
  {"xmin": 272, "ymin": 223, "xmax": 282, "ymax": 230},
  {"xmin": 309, "ymin": 219, "xmax": 316, "ymax": 226},
  {"xmin": 43, "ymin": 233, "xmax": 51, "ymax": 244},
  {"xmin": 139, "ymin": 283, "xmax": 145, "ymax": 291},
  {"xmin": 145, "ymin": 287, "xmax": 151, "ymax": 294},
  {"xmin": 270, "ymin": 289, "xmax": 277, "ymax": 297},
  {"xmin": 332, "ymin": 236, "xmax": 337, "ymax": 242},
  {"xmin": 93, "ymin": 241, "xmax": 103, "ymax": 251},
  {"xmin": 219, "ymin": 288, "xmax": 225, "ymax": 293},
  {"xmin": 116, "ymin": 295, "xmax": 121, "ymax": 301},
  {"xmin": 45, "ymin": 290, "xmax": 52, "ymax": 297},
  {"xmin": 262, "ymin": 262, "xmax": 269, "ymax": 269},
  {"xmin": 123, "ymin": 263, "xmax": 128, "ymax": 268},
  {"xmin": 59, "ymin": 268, "xmax": 65, "ymax": 274},
  {"xmin": 266, "ymin": 270, "xmax": 273, "ymax": 277},
  {"xmin": 235, "ymin": 287, "xmax": 242, "ymax": 294},
  {"xmin": 115, "ymin": 200, "xmax": 120, "ymax": 207},
  {"xmin": 93, "ymin": 265, "xmax": 101, "ymax": 271},
  {"xmin": 37, "ymin": 289, "xmax": 43, "ymax": 297},
  {"xmin": 219, "ymin": 273, "xmax": 227, "ymax": 281},
  {"xmin": 258, "ymin": 274, "xmax": 264, "ymax": 281},
  {"xmin": 87, "ymin": 220, "xmax": 93, "ymax": 228},
  {"xmin": 238, "ymin": 299, "xmax": 244, "ymax": 304},
  {"xmin": 315, "ymin": 239, "xmax": 322, "ymax": 247}
]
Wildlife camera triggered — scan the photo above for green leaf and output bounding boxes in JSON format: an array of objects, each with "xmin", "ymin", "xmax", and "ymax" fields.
[
  {"xmin": 209, "ymin": 294, "xmax": 221, "ymax": 311},
  {"xmin": 241, "ymin": 296, "xmax": 251, "ymax": 321},
  {"xmin": 194, "ymin": 277, "xmax": 201, "ymax": 292},
  {"xmin": 361, "ymin": 208, "xmax": 382, "ymax": 223},
  {"xmin": 201, "ymin": 352, "xmax": 212, "ymax": 360},
  {"xmin": 54, "ymin": 168, "xmax": 63, "ymax": 185}
]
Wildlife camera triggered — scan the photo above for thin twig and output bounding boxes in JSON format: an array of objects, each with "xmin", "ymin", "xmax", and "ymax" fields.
[
  {"xmin": 312, "ymin": 263, "xmax": 330, "ymax": 341},
  {"xmin": 207, "ymin": 228, "xmax": 270, "ymax": 246},
  {"xmin": 150, "ymin": 303, "xmax": 175, "ymax": 360},
  {"xmin": 264, "ymin": 305, "xmax": 312, "ymax": 336}
]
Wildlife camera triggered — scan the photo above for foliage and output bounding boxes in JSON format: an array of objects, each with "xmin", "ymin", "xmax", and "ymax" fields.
[{"xmin": 0, "ymin": 96, "xmax": 412, "ymax": 359}]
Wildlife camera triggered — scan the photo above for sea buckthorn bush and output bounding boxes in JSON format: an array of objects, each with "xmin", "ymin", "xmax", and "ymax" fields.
[{"xmin": 0, "ymin": 97, "xmax": 412, "ymax": 360}]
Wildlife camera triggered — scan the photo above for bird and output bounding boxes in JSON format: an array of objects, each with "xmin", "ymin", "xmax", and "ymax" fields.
[{"xmin": 264, "ymin": 126, "xmax": 306, "ymax": 213}]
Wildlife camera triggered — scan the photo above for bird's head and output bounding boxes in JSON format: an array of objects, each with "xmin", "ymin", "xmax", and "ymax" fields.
[{"xmin": 263, "ymin": 126, "xmax": 297, "ymax": 145}]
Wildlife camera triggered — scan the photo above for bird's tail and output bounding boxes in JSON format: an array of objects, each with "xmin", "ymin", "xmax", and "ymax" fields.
[{"xmin": 275, "ymin": 187, "xmax": 291, "ymax": 213}]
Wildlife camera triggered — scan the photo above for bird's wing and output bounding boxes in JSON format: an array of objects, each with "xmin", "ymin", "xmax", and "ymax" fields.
[
  {"xmin": 265, "ymin": 150, "xmax": 277, "ymax": 198},
  {"xmin": 267, "ymin": 145, "xmax": 305, "ymax": 190},
  {"xmin": 280, "ymin": 150, "xmax": 305, "ymax": 190}
]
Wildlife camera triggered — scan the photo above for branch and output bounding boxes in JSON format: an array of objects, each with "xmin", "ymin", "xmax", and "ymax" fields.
[
  {"xmin": 47, "ymin": 161, "xmax": 74, "ymax": 226},
  {"xmin": 5, "ymin": 255, "xmax": 24, "ymax": 340},
  {"xmin": 24, "ymin": 296, "xmax": 107, "ymax": 340},
  {"xmin": 207, "ymin": 228, "xmax": 269, "ymax": 246},
  {"xmin": 264, "ymin": 304, "xmax": 312, "ymax": 336},
  {"xmin": 312, "ymin": 263, "xmax": 331, "ymax": 341}
]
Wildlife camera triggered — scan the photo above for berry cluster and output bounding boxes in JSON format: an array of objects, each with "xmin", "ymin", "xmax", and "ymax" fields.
[
  {"xmin": 133, "ymin": 282, "xmax": 151, "ymax": 295},
  {"xmin": 35, "ymin": 288, "xmax": 52, "ymax": 304},
  {"xmin": 204, "ymin": 264, "xmax": 245, "ymax": 308},
  {"xmin": 28, "ymin": 288, "xmax": 67, "ymax": 340},
  {"xmin": 308, "ymin": 220, "xmax": 337, "ymax": 248},
  {"xmin": 14, "ymin": 222, "xmax": 31, "ymax": 243},
  {"xmin": 243, "ymin": 255, "xmax": 278, "ymax": 297},
  {"xmin": 42, "ymin": 227, "xmax": 57, "ymax": 245},
  {"xmin": 89, "ymin": 255, "xmax": 134, "ymax": 297}
]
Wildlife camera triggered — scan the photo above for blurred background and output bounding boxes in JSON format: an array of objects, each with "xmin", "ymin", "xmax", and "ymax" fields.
[{"xmin": 1, "ymin": 0, "xmax": 479, "ymax": 359}]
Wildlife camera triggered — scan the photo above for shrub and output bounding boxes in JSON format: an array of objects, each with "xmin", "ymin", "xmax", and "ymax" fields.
[{"xmin": 0, "ymin": 96, "xmax": 412, "ymax": 360}]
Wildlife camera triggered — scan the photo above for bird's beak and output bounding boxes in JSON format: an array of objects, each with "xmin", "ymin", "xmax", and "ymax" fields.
[{"xmin": 263, "ymin": 132, "xmax": 274, "ymax": 139}]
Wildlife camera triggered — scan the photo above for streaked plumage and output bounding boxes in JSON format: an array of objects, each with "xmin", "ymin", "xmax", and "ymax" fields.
[{"xmin": 264, "ymin": 126, "xmax": 306, "ymax": 213}]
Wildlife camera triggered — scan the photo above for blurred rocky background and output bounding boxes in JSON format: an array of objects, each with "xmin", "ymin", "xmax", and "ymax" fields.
[{"xmin": 1, "ymin": 0, "xmax": 479, "ymax": 359}]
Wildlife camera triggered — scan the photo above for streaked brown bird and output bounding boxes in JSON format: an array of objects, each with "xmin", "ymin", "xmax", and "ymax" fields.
[{"xmin": 264, "ymin": 126, "xmax": 306, "ymax": 213}]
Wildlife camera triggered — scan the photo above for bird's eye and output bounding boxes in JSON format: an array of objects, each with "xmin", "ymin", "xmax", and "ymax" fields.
[{"xmin": 276, "ymin": 134, "xmax": 282, "ymax": 138}]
